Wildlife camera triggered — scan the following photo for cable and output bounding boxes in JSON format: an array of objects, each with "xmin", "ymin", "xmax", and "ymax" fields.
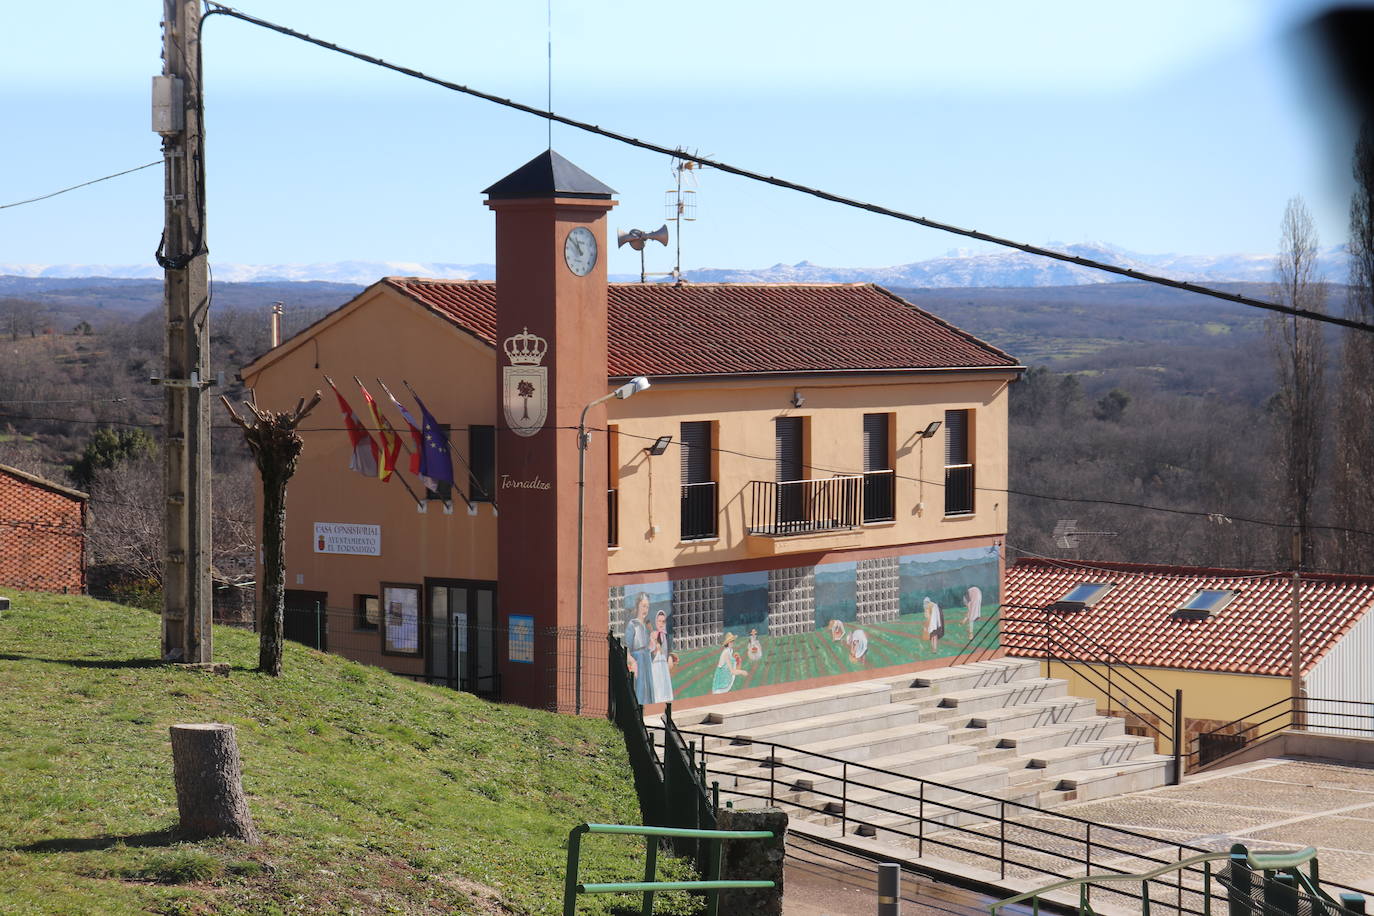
[
  {"xmin": 201, "ymin": 3, "xmax": 1374, "ymax": 336},
  {"xmin": 0, "ymin": 162, "xmax": 161, "ymax": 211}
]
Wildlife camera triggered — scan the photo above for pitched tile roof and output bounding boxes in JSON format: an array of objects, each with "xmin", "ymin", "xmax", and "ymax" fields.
[
  {"xmin": 384, "ymin": 278, "xmax": 1018, "ymax": 378},
  {"xmin": 1003, "ymin": 559, "xmax": 1374, "ymax": 677}
]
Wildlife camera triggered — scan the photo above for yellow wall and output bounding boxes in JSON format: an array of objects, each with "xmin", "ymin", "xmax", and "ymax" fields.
[
  {"xmin": 606, "ymin": 372, "xmax": 1012, "ymax": 576},
  {"xmin": 1040, "ymin": 659, "xmax": 1291, "ymax": 750},
  {"xmin": 242, "ymin": 284, "xmax": 1015, "ymax": 677},
  {"xmin": 242, "ymin": 285, "xmax": 500, "ymax": 672}
]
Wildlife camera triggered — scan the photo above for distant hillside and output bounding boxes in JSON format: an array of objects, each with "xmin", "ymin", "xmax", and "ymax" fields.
[
  {"xmin": 897, "ymin": 282, "xmax": 1346, "ymax": 405},
  {"xmin": 0, "ymin": 593, "xmax": 696, "ymax": 915},
  {"xmin": 0, "ymin": 276, "xmax": 363, "ymax": 321}
]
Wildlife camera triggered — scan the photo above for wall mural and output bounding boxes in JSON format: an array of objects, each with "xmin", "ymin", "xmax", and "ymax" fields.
[{"xmin": 614, "ymin": 545, "xmax": 1000, "ymax": 704}]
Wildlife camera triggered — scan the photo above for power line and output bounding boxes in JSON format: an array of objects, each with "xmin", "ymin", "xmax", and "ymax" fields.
[
  {"xmin": 202, "ymin": 3, "xmax": 1374, "ymax": 336},
  {"xmin": 0, "ymin": 162, "xmax": 161, "ymax": 211}
]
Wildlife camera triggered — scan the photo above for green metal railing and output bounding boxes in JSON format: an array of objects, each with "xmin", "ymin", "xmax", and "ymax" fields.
[
  {"xmin": 562, "ymin": 823, "xmax": 776, "ymax": 916},
  {"xmin": 990, "ymin": 843, "xmax": 1361, "ymax": 916}
]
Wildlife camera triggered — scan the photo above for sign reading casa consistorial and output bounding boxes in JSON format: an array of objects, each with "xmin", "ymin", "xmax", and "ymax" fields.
[{"xmin": 502, "ymin": 326, "xmax": 548, "ymax": 438}]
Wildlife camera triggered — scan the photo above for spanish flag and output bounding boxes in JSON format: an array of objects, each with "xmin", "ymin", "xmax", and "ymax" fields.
[{"xmin": 356, "ymin": 378, "xmax": 403, "ymax": 483}]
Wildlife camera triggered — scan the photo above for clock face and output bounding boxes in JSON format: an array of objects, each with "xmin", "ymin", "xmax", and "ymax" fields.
[{"xmin": 564, "ymin": 226, "xmax": 598, "ymax": 277}]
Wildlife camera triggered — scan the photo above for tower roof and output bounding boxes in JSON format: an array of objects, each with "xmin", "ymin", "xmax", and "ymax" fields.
[{"xmin": 482, "ymin": 150, "xmax": 616, "ymax": 200}]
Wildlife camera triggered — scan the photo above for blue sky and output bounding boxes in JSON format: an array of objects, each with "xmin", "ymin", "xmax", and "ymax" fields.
[{"xmin": 0, "ymin": 1, "xmax": 1365, "ymax": 277}]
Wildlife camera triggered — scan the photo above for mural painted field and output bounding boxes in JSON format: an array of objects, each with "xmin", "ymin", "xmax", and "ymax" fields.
[{"xmin": 616, "ymin": 545, "xmax": 1000, "ymax": 703}]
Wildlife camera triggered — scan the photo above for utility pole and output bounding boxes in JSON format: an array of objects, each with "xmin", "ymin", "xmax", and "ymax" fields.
[
  {"xmin": 155, "ymin": 0, "xmax": 213, "ymax": 662},
  {"xmin": 1291, "ymin": 529, "xmax": 1305, "ymax": 731}
]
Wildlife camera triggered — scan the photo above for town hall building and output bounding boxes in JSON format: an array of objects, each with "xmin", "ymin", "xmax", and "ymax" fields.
[{"xmin": 240, "ymin": 151, "xmax": 1023, "ymax": 714}]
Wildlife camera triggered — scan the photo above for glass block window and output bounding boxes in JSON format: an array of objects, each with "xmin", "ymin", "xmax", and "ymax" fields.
[
  {"xmin": 768, "ymin": 566, "xmax": 816, "ymax": 637},
  {"xmin": 607, "ymin": 585, "xmax": 627, "ymax": 640},
  {"xmin": 671, "ymin": 576, "xmax": 724, "ymax": 650},
  {"xmin": 856, "ymin": 556, "xmax": 900, "ymax": 624}
]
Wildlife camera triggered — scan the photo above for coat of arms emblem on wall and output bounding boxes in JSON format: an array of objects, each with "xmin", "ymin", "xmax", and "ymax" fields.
[{"xmin": 502, "ymin": 327, "xmax": 549, "ymax": 437}]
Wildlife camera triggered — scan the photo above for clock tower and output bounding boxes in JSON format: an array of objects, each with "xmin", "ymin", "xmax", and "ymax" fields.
[{"xmin": 484, "ymin": 151, "xmax": 617, "ymax": 713}]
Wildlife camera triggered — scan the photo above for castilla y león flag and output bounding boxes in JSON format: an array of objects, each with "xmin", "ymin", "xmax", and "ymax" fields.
[{"xmin": 325, "ymin": 376, "xmax": 378, "ymax": 478}]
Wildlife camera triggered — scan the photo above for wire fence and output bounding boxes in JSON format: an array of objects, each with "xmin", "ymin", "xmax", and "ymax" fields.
[{"xmin": 258, "ymin": 600, "xmax": 609, "ymax": 713}]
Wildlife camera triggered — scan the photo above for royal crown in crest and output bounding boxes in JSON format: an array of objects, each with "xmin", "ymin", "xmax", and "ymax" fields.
[{"xmin": 503, "ymin": 327, "xmax": 548, "ymax": 366}]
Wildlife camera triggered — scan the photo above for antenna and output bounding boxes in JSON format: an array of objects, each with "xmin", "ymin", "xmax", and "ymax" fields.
[
  {"xmin": 1052, "ymin": 519, "xmax": 1118, "ymax": 551},
  {"xmin": 665, "ymin": 156, "xmax": 702, "ymax": 283}
]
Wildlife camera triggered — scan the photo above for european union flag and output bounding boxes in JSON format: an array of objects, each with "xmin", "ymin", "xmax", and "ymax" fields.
[{"xmin": 415, "ymin": 394, "xmax": 454, "ymax": 488}]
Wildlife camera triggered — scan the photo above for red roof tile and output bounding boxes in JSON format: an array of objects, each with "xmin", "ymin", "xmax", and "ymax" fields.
[
  {"xmin": 1003, "ymin": 559, "xmax": 1374, "ymax": 677},
  {"xmin": 385, "ymin": 279, "xmax": 1018, "ymax": 377}
]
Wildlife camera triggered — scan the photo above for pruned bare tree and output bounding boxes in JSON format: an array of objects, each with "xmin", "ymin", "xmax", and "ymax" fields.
[
  {"xmin": 1332, "ymin": 125, "xmax": 1374, "ymax": 573},
  {"xmin": 1268, "ymin": 196, "xmax": 1328, "ymax": 570},
  {"xmin": 222, "ymin": 391, "xmax": 321, "ymax": 676}
]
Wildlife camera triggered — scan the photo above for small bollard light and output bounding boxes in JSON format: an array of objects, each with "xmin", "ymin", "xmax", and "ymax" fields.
[{"xmin": 878, "ymin": 862, "xmax": 901, "ymax": 915}]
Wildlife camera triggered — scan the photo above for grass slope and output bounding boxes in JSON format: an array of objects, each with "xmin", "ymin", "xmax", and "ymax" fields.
[{"xmin": 0, "ymin": 593, "xmax": 697, "ymax": 915}]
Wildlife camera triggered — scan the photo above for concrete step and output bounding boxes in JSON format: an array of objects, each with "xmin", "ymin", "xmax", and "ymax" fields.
[
  {"xmin": 742, "ymin": 720, "xmax": 953, "ymax": 768},
  {"xmin": 873, "ymin": 657, "xmax": 1041, "ymax": 698},
  {"xmin": 958, "ymin": 697, "xmax": 1097, "ymax": 736},
  {"xmin": 985, "ymin": 717, "xmax": 1125, "ymax": 756},
  {"xmin": 904, "ymin": 678, "xmax": 1069, "ymax": 717},
  {"xmin": 775, "ymin": 744, "xmax": 980, "ymax": 799},
  {"xmin": 1007, "ymin": 736, "xmax": 1155, "ymax": 785},
  {"xmin": 695, "ymin": 701, "xmax": 926, "ymax": 751},
  {"xmin": 1035, "ymin": 754, "xmax": 1175, "ymax": 805},
  {"xmin": 850, "ymin": 786, "xmax": 1043, "ymax": 839},
  {"xmin": 656, "ymin": 679, "xmax": 894, "ymax": 732}
]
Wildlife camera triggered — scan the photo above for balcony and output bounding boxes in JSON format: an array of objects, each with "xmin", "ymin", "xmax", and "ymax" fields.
[
  {"xmin": 945, "ymin": 464, "xmax": 975, "ymax": 516},
  {"xmin": 747, "ymin": 476, "xmax": 862, "ymax": 537},
  {"xmin": 681, "ymin": 481, "xmax": 718, "ymax": 540},
  {"xmin": 862, "ymin": 469, "xmax": 895, "ymax": 523}
]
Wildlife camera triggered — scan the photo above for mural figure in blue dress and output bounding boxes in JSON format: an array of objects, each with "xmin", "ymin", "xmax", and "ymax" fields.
[{"xmin": 623, "ymin": 592, "xmax": 653, "ymax": 705}]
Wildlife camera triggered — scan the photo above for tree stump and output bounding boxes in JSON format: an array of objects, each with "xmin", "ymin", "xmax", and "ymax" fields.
[{"xmin": 169, "ymin": 723, "xmax": 260, "ymax": 844}]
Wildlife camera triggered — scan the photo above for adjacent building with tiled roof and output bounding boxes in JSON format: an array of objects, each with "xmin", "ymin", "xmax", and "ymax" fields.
[
  {"xmin": 240, "ymin": 150, "xmax": 1022, "ymax": 713},
  {"xmin": 1003, "ymin": 558, "xmax": 1374, "ymax": 763}
]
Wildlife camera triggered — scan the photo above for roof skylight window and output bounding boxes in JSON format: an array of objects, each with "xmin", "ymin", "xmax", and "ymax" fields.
[
  {"xmin": 1174, "ymin": 589, "xmax": 1237, "ymax": 620},
  {"xmin": 1052, "ymin": 582, "xmax": 1113, "ymax": 612}
]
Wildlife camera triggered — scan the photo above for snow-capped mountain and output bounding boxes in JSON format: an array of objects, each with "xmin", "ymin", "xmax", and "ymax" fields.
[
  {"xmin": 0, "ymin": 243, "xmax": 1347, "ymax": 288},
  {"xmin": 0, "ymin": 261, "xmax": 494, "ymax": 285},
  {"xmin": 680, "ymin": 242, "xmax": 1349, "ymax": 288}
]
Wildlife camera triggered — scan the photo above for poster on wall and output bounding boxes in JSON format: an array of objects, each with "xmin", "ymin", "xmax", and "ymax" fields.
[
  {"xmin": 508, "ymin": 615, "xmax": 534, "ymax": 663},
  {"xmin": 382, "ymin": 583, "xmax": 421, "ymax": 656},
  {"xmin": 612, "ymin": 545, "xmax": 1001, "ymax": 703}
]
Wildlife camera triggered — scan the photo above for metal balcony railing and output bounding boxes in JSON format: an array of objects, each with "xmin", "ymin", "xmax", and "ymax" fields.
[
  {"xmin": 747, "ymin": 476, "xmax": 862, "ymax": 536},
  {"xmin": 680, "ymin": 481, "xmax": 718, "ymax": 540},
  {"xmin": 862, "ymin": 469, "xmax": 895, "ymax": 522},
  {"xmin": 944, "ymin": 464, "xmax": 974, "ymax": 515}
]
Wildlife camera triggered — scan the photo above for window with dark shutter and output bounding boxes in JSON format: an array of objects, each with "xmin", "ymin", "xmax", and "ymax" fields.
[
  {"xmin": 862, "ymin": 413, "xmax": 894, "ymax": 522},
  {"xmin": 680, "ymin": 421, "xmax": 711, "ymax": 485},
  {"xmin": 863, "ymin": 413, "xmax": 890, "ymax": 472},
  {"xmin": 943, "ymin": 409, "xmax": 974, "ymax": 515},
  {"xmin": 775, "ymin": 417, "xmax": 803, "ymax": 482},
  {"xmin": 680, "ymin": 421, "xmax": 716, "ymax": 540},
  {"xmin": 468, "ymin": 425, "xmax": 495, "ymax": 502}
]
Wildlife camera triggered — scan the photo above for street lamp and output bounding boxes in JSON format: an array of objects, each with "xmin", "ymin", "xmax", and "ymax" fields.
[{"xmin": 575, "ymin": 375, "xmax": 650, "ymax": 714}]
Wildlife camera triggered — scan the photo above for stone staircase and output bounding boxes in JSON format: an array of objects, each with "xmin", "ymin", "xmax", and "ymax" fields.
[{"xmin": 648, "ymin": 658, "xmax": 1173, "ymax": 843}]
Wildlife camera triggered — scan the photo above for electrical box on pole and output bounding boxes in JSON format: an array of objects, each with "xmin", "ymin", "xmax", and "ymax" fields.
[{"xmin": 157, "ymin": 0, "xmax": 214, "ymax": 663}]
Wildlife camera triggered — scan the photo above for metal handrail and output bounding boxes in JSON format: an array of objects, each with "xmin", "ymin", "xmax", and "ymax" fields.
[
  {"xmin": 562, "ymin": 822, "xmax": 774, "ymax": 916},
  {"xmin": 1002, "ymin": 604, "xmax": 1177, "ymax": 712},
  {"xmin": 989, "ymin": 845, "xmax": 1324, "ymax": 916},
  {"xmin": 656, "ymin": 725, "xmax": 1374, "ymax": 909},
  {"xmin": 1189, "ymin": 696, "xmax": 1374, "ymax": 766}
]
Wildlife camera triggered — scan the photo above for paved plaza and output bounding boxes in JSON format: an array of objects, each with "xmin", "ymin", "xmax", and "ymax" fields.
[
  {"xmin": 1058, "ymin": 756, "xmax": 1374, "ymax": 891},
  {"xmin": 782, "ymin": 755, "xmax": 1374, "ymax": 915}
]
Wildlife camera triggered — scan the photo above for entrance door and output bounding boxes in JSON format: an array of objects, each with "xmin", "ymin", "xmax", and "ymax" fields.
[
  {"xmin": 284, "ymin": 589, "xmax": 328, "ymax": 650},
  {"xmin": 426, "ymin": 580, "xmax": 498, "ymax": 698}
]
